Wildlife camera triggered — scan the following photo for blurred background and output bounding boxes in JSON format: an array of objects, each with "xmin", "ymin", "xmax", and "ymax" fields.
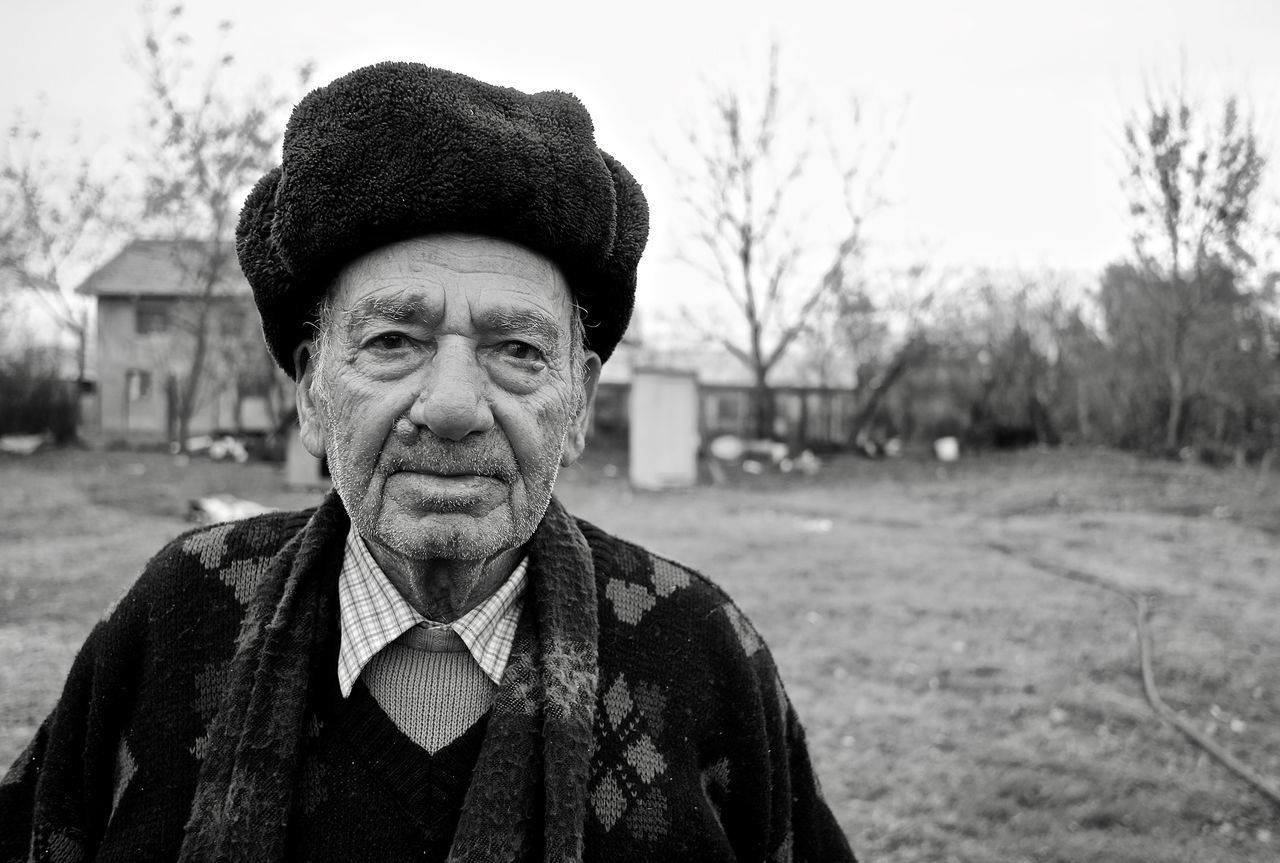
[
  {"xmin": 1, "ymin": 2, "xmax": 1278, "ymax": 861},
  {"xmin": 3, "ymin": 0, "xmax": 1280, "ymax": 462}
]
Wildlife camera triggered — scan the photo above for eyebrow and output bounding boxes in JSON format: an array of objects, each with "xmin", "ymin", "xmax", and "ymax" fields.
[
  {"xmin": 342, "ymin": 294, "xmax": 439, "ymax": 334},
  {"xmin": 474, "ymin": 307, "xmax": 565, "ymax": 351}
]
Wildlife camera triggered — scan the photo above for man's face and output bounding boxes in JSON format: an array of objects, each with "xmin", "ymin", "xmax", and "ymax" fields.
[{"xmin": 296, "ymin": 233, "xmax": 599, "ymax": 562}]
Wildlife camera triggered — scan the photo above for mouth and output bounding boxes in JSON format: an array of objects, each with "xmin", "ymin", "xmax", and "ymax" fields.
[
  {"xmin": 387, "ymin": 447, "xmax": 518, "ymax": 484},
  {"xmin": 410, "ymin": 467, "xmax": 493, "ymax": 478},
  {"xmin": 388, "ymin": 470, "xmax": 506, "ymax": 513}
]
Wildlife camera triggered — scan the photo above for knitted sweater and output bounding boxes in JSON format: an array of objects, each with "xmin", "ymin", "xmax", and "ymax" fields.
[
  {"xmin": 0, "ymin": 494, "xmax": 855, "ymax": 863},
  {"xmin": 286, "ymin": 678, "xmax": 491, "ymax": 861}
]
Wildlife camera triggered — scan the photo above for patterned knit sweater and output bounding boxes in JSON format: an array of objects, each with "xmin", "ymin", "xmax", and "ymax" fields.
[{"xmin": 0, "ymin": 494, "xmax": 855, "ymax": 863}]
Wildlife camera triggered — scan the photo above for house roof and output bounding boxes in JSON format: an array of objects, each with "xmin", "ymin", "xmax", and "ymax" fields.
[{"xmin": 77, "ymin": 239, "xmax": 249, "ymax": 298}]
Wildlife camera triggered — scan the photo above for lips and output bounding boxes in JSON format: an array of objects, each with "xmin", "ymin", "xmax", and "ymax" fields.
[
  {"xmin": 412, "ymin": 468, "xmax": 498, "ymax": 480},
  {"xmin": 394, "ymin": 469, "xmax": 504, "ymax": 486},
  {"xmin": 385, "ymin": 438, "xmax": 519, "ymax": 485},
  {"xmin": 388, "ymin": 470, "xmax": 506, "ymax": 513}
]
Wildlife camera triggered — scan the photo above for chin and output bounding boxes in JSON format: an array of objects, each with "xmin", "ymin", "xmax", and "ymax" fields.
[{"xmin": 375, "ymin": 509, "xmax": 528, "ymax": 562}]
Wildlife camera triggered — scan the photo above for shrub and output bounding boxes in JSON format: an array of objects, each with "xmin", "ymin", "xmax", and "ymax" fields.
[{"xmin": 0, "ymin": 346, "xmax": 80, "ymax": 442}]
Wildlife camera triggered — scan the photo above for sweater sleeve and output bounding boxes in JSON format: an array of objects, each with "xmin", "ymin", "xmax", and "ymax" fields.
[
  {"xmin": 704, "ymin": 600, "xmax": 857, "ymax": 863},
  {"xmin": 0, "ymin": 717, "xmax": 49, "ymax": 863},
  {"xmin": 0, "ymin": 606, "xmax": 140, "ymax": 863},
  {"xmin": 0, "ymin": 523, "xmax": 190, "ymax": 863},
  {"xmin": 777, "ymin": 693, "xmax": 859, "ymax": 862},
  {"xmin": 2, "ymin": 510, "xmax": 318, "ymax": 863}
]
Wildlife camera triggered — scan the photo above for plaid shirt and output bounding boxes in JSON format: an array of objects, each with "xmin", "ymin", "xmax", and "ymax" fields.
[{"xmin": 336, "ymin": 527, "xmax": 528, "ymax": 697}]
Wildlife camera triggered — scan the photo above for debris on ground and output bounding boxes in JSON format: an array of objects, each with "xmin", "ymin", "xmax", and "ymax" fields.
[
  {"xmin": 188, "ymin": 494, "xmax": 275, "ymax": 524},
  {"xmin": 706, "ymin": 436, "xmax": 822, "ymax": 480},
  {"xmin": 708, "ymin": 435, "xmax": 746, "ymax": 461},
  {"xmin": 0, "ymin": 433, "xmax": 52, "ymax": 456},
  {"xmin": 178, "ymin": 435, "xmax": 251, "ymax": 463},
  {"xmin": 934, "ymin": 436, "xmax": 960, "ymax": 462},
  {"xmin": 795, "ymin": 449, "xmax": 821, "ymax": 475}
]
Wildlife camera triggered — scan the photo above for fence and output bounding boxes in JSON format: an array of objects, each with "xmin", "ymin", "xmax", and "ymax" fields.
[{"xmin": 591, "ymin": 381, "xmax": 860, "ymax": 451}]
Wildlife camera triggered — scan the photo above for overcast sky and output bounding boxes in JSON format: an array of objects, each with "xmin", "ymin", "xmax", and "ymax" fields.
[{"xmin": 4, "ymin": 0, "xmax": 1279, "ymax": 326}]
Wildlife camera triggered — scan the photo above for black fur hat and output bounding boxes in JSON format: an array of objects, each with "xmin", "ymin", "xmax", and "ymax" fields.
[{"xmin": 237, "ymin": 61, "xmax": 649, "ymax": 378}]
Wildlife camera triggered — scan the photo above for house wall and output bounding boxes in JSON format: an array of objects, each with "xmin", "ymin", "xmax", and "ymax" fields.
[
  {"xmin": 96, "ymin": 299, "xmax": 167, "ymax": 443},
  {"xmin": 94, "ymin": 295, "xmax": 272, "ymax": 445}
]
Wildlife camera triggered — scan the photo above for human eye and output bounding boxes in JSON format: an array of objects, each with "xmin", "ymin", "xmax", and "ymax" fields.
[
  {"xmin": 363, "ymin": 332, "xmax": 413, "ymax": 353},
  {"xmin": 497, "ymin": 340, "xmax": 546, "ymax": 366},
  {"xmin": 354, "ymin": 332, "xmax": 426, "ymax": 377}
]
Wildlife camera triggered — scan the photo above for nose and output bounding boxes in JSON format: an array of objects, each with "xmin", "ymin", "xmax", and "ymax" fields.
[{"xmin": 405, "ymin": 340, "xmax": 495, "ymax": 441}]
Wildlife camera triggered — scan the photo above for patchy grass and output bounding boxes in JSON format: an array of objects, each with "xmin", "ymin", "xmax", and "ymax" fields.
[{"xmin": 2, "ymin": 445, "xmax": 1278, "ymax": 861}]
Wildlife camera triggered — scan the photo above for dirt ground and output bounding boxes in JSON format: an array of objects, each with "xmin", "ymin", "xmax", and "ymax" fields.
[{"xmin": 2, "ymin": 445, "xmax": 1277, "ymax": 861}]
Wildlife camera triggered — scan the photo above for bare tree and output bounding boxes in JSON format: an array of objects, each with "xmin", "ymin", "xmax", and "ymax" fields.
[
  {"xmin": 0, "ymin": 116, "xmax": 115, "ymax": 381},
  {"xmin": 133, "ymin": 4, "xmax": 309, "ymax": 450},
  {"xmin": 1121, "ymin": 76, "xmax": 1267, "ymax": 452},
  {"xmin": 830, "ymin": 261, "xmax": 944, "ymax": 441},
  {"xmin": 671, "ymin": 43, "xmax": 893, "ymax": 439}
]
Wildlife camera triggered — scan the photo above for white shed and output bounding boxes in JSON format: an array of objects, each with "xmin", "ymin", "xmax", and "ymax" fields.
[{"xmin": 628, "ymin": 368, "xmax": 699, "ymax": 490}]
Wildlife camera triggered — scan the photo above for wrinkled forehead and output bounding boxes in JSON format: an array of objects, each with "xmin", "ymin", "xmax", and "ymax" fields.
[
  {"xmin": 324, "ymin": 233, "xmax": 576, "ymax": 323},
  {"xmin": 345, "ymin": 233, "xmax": 565, "ymax": 282}
]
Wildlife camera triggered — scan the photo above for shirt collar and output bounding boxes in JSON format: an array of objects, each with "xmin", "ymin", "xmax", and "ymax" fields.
[{"xmin": 336, "ymin": 526, "xmax": 528, "ymax": 697}]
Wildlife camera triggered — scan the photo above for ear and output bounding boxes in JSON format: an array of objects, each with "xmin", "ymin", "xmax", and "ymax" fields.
[
  {"xmin": 561, "ymin": 351, "xmax": 602, "ymax": 467},
  {"xmin": 293, "ymin": 341, "xmax": 327, "ymax": 459}
]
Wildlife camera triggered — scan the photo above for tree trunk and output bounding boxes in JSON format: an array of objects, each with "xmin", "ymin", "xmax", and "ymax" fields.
[
  {"xmin": 849, "ymin": 336, "xmax": 928, "ymax": 440},
  {"xmin": 1165, "ymin": 364, "xmax": 1184, "ymax": 454},
  {"xmin": 176, "ymin": 302, "xmax": 212, "ymax": 453},
  {"xmin": 165, "ymin": 374, "xmax": 179, "ymax": 445},
  {"xmin": 751, "ymin": 374, "xmax": 775, "ymax": 440},
  {"xmin": 797, "ymin": 390, "xmax": 809, "ymax": 450},
  {"xmin": 1076, "ymin": 377, "xmax": 1091, "ymax": 440},
  {"xmin": 74, "ymin": 325, "xmax": 88, "ymax": 385}
]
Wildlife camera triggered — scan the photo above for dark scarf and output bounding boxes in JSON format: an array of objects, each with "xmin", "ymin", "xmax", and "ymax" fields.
[{"xmin": 178, "ymin": 492, "xmax": 599, "ymax": 863}]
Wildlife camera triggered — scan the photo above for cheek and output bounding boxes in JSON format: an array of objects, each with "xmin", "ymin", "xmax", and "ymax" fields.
[
  {"xmin": 322, "ymin": 378, "xmax": 416, "ymax": 464},
  {"xmin": 500, "ymin": 391, "xmax": 576, "ymax": 476}
]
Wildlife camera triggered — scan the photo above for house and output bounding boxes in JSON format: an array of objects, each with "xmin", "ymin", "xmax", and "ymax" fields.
[{"xmin": 77, "ymin": 239, "xmax": 286, "ymax": 447}]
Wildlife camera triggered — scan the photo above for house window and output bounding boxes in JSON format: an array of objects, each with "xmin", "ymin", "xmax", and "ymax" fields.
[
  {"xmin": 126, "ymin": 369, "xmax": 152, "ymax": 402},
  {"xmin": 136, "ymin": 300, "xmax": 168, "ymax": 335}
]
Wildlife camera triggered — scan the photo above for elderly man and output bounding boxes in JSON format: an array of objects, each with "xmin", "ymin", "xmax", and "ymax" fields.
[{"xmin": 1, "ymin": 63, "xmax": 855, "ymax": 862}]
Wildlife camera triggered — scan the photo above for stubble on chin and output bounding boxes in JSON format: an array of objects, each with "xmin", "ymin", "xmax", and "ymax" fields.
[
  {"xmin": 371, "ymin": 453, "xmax": 561, "ymax": 564},
  {"xmin": 375, "ymin": 504, "xmax": 518, "ymax": 562}
]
